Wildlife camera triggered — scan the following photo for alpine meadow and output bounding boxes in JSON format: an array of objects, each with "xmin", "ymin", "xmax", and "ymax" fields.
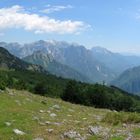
[{"xmin": 1, "ymin": 1, "xmax": 140, "ymax": 140}]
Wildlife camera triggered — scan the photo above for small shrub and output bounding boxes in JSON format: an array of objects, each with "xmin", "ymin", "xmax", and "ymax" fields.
[
  {"xmin": 0, "ymin": 82, "xmax": 6, "ymax": 90},
  {"xmin": 102, "ymin": 112, "xmax": 140, "ymax": 125}
]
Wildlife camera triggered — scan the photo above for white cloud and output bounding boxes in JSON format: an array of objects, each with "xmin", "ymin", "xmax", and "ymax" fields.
[
  {"xmin": 41, "ymin": 5, "xmax": 73, "ymax": 14},
  {"xmin": 0, "ymin": 5, "xmax": 89, "ymax": 34}
]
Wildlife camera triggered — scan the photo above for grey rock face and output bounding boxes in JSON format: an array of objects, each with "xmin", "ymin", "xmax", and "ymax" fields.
[{"xmin": 63, "ymin": 130, "xmax": 85, "ymax": 140}]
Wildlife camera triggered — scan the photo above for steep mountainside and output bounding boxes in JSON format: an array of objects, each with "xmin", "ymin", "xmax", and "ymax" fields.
[
  {"xmin": 0, "ymin": 47, "xmax": 45, "ymax": 73},
  {"xmin": 0, "ymin": 40, "xmax": 116, "ymax": 83},
  {"xmin": 23, "ymin": 51, "xmax": 91, "ymax": 82},
  {"xmin": 53, "ymin": 45, "xmax": 116, "ymax": 83},
  {"xmin": 91, "ymin": 47, "xmax": 140, "ymax": 74},
  {"xmin": 111, "ymin": 66, "xmax": 140, "ymax": 94},
  {"xmin": 22, "ymin": 41, "xmax": 116, "ymax": 83},
  {"xmin": 0, "ymin": 40, "xmax": 68, "ymax": 58}
]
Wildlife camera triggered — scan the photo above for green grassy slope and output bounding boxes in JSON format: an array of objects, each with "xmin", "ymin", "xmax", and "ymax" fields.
[{"xmin": 0, "ymin": 89, "xmax": 140, "ymax": 140}]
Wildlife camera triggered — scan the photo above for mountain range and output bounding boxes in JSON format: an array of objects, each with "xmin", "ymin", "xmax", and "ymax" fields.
[
  {"xmin": 23, "ymin": 51, "xmax": 90, "ymax": 82},
  {"xmin": 91, "ymin": 46, "xmax": 140, "ymax": 74},
  {"xmin": 0, "ymin": 47, "xmax": 45, "ymax": 73},
  {"xmin": 1, "ymin": 40, "xmax": 140, "ymax": 91},
  {"xmin": 112, "ymin": 66, "xmax": 140, "ymax": 94},
  {"xmin": 0, "ymin": 40, "xmax": 116, "ymax": 83}
]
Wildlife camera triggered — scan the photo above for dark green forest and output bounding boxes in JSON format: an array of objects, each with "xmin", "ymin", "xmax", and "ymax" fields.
[{"xmin": 1, "ymin": 69, "xmax": 140, "ymax": 112}]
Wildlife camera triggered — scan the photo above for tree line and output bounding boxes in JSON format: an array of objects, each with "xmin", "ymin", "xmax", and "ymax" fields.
[{"xmin": 1, "ymin": 70, "xmax": 140, "ymax": 112}]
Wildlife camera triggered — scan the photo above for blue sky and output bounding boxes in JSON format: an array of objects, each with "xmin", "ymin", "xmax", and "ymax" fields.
[{"xmin": 0, "ymin": 0, "xmax": 140, "ymax": 54}]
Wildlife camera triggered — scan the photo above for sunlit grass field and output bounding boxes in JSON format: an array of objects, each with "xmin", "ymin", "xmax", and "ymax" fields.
[{"xmin": 0, "ymin": 89, "xmax": 140, "ymax": 140}]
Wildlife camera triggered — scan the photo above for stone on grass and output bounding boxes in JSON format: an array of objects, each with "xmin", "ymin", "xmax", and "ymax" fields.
[
  {"xmin": 33, "ymin": 116, "xmax": 40, "ymax": 121},
  {"xmin": 9, "ymin": 92, "xmax": 14, "ymax": 96},
  {"xmin": 113, "ymin": 110, "xmax": 118, "ymax": 113},
  {"xmin": 82, "ymin": 118, "xmax": 87, "ymax": 120},
  {"xmin": 67, "ymin": 114, "xmax": 72, "ymax": 117},
  {"xmin": 53, "ymin": 104, "xmax": 60, "ymax": 110},
  {"xmin": 26, "ymin": 98, "xmax": 32, "ymax": 102},
  {"xmin": 53, "ymin": 122, "xmax": 62, "ymax": 126},
  {"xmin": 126, "ymin": 133, "xmax": 133, "ymax": 140},
  {"xmin": 68, "ymin": 109, "xmax": 74, "ymax": 112},
  {"xmin": 0, "ymin": 89, "xmax": 4, "ymax": 93},
  {"xmin": 39, "ymin": 110, "xmax": 45, "ymax": 113},
  {"xmin": 50, "ymin": 113, "xmax": 57, "ymax": 117},
  {"xmin": 88, "ymin": 126, "xmax": 101, "ymax": 135},
  {"xmin": 38, "ymin": 122, "xmax": 46, "ymax": 126},
  {"xmin": 15, "ymin": 100, "xmax": 21, "ymax": 106},
  {"xmin": 13, "ymin": 129, "xmax": 25, "ymax": 135},
  {"xmin": 33, "ymin": 138, "xmax": 44, "ymax": 140},
  {"xmin": 5, "ymin": 122, "xmax": 11, "ymax": 126},
  {"xmin": 122, "ymin": 123, "xmax": 127, "ymax": 128},
  {"xmin": 63, "ymin": 130, "xmax": 84, "ymax": 140},
  {"xmin": 47, "ymin": 110, "xmax": 51, "ymax": 113},
  {"xmin": 45, "ymin": 121, "xmax": 51, "ymax": 125},
  {"xmin": 47, "ymin": 129, "xmax": 54, "ymax": 133}
]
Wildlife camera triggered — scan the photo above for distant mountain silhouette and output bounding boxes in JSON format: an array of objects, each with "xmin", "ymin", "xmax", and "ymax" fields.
[
  {"xmin": 112, "ymin": 66, "xmax": 140, "ymax": 95},
  {"xmin": 2, "ymin": 40, "xmax": 140, "ymax": 83}
]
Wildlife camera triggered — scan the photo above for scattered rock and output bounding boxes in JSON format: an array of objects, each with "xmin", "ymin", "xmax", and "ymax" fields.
[
  {"xmin": 68, "ymin": 109, "xmax": 74, "ymax": 112},
  {"xmin": 75, "ymin": 120, "xmax": 80, "ymax": 124},
  {"xmin": 39, "ymin": 110, "xmax": 45, "ymax": 113},
  {"xmin": 15, "ymin": 100, "xmax": 21, "ymax": 106},
  {"xmin": 47, "ymin": 110, "xmax": 51, "ymax": 113},
  {"xmin": 63, "ymin": 130, "xmax": 83, "ymax": 140},
  {"xmin": 45, "ymin": 121, "xmax": 51, "ymax": 125},
  {"xmin": 88, "ymin": 126, "xmax": 101, "ymax": 135},
  {"xmin": 82, "ymin": 118, "xmax": 87, "ymax": 120},
  {"xmin": 33, "ymin": 116, "xmax": 40, "ymax": 121},
  {"xmin": 13, "ymin": 129, "xmax": 25, "ymax": 135},
  {"xmin": 6, "ymin": 89, "xmax": 14, "ymax": 96},
  {"xmin": 0, "ymin": 89, "xmax": 4, "ymax": 93},
  {"xmin": 53, "ymin": 104, "xmax": 60, "ymax": 110},
  {"xmin": 53, "ymin": 122, "xmax": 62, "ymax": 126},
  {"xmin": 126, "ymin": 133, "xmax": 133, "ymax": 140},
  {"xmin": 5, "ymin": 122, "xmax": 11, "ymax": 126},
  {"xmin": 26, "ymin": 98, "xmax": 32, "ymax": 102},
  {"xmin": 38, "ymin": 122, "xmax": 46, "ymax": 126},
  {"xmin": 47, "ymin": 129, "xmax": 54, "ymax": 133},
  {"xmin": 33, "ymin": 138, "xmax": 44, "ymax": 140},
  {"xmin": 122, "ymin": 123, "xmax": 127, "ymax": 128},
  {"xmin": 50, "ymin": 113, "xmax": 57, "ymax": 117},
  {"xmin": 67, "ymin": 114, "xmax": 72, "ymax": 117},
  {"xmin": 113, "ymin": 110, "xmax": 118, "ymax": 113}
]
